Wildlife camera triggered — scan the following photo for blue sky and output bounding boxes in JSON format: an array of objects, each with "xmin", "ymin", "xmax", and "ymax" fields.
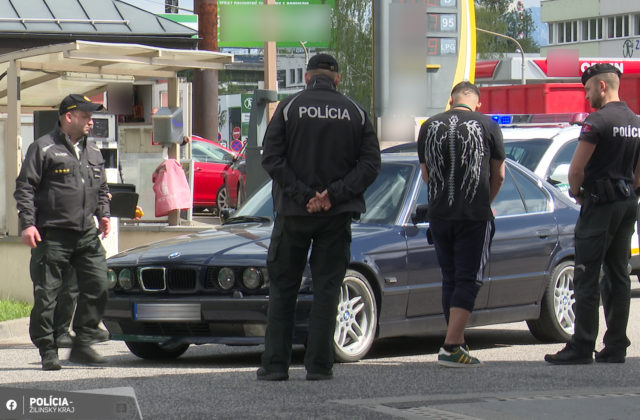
[{"xmin": 522, "ymin": 0, "xmax": 541, "ymax": 8}]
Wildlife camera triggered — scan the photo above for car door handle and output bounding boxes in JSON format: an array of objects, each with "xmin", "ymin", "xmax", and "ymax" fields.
[{"xmin": 536, "ymin": 229, "xmax": 553, "ymax": 238}]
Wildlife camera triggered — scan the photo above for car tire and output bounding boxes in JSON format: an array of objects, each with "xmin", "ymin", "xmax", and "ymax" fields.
[
  {"xmin": 526, "ymin": 260, "xmax": 575, "ymax": 343},
  {"xmin": 333, "ymin": 269, "xmax": 378, "ymax": 362},
  {"xmin": 216, "ymin": 186, "xmax": 229, "ymax": 212},
  {"xmin": 125, "ymin": 341, "xmax": 190, "ymax": 360}
]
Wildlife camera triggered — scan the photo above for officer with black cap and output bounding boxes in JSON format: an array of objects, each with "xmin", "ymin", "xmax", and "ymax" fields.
[
  {"xmin": 545, "ymin": 64, "xmax": 640, "ymax": 365},
  {"xmin": 15, "ymin": 94, "xmax": 111, "ymax": 370},
  {"xmin": 258, "ymin": 53, "xmax": 380, "ymax": 381}
]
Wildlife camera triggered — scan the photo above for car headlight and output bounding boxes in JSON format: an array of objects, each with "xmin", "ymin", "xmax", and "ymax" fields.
[
  {"xmin": 242, "ymin": 268, "xmax": 263, "ymax": 290},
  {"xmin": 218, "ymin": 267, "xmax": 235, "ymax": 290},
  {"xmin": 107, "ymin": 269, "xmax": 117, "ymax": 289},
  {"xmin": 118, "ymin": 268, "xmax": 133, "ymax": 290}
]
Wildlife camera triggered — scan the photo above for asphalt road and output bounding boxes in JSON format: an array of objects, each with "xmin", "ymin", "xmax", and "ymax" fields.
[{"xmin": 1, "ymin": 284, "xmax": 640, "ymax": 419}]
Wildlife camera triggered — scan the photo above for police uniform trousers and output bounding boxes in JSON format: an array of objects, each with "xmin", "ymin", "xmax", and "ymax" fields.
[
  {"xmin": 29, "ymin": 227, "xmax": 108, "ymax": 355},
  {"xmin": 54, "ymin": 269, "xmax": 79, "ymax": 338},
  {"xmin": 261, "ymin": 213, "xmax": 351, "ymax": 375},
  {"xmin": 571, "ymin": 194, "xmax": 637, "ymax": 354}
]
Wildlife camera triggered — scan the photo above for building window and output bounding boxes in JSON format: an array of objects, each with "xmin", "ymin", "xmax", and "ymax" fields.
[
  {"xmin": 557, "ymin": 21, "xmax": 577, "ymax": 43},
  {"xmin": 277, "ymin": 70, "xmax": 286, "ymax": 88},
  {"xmin": 548, "ymin": 23, "xmax": 554, "ymax": 44},
  {"xmin": 581, "ymin": 18, "xmax": 602, "ymax": 41},
  {"xmin": 608, "ymin": 15, "xmax": 629, "ymax": 39},
  {"xmin": 297, "ymin": 68, "xmax": 303, "ymax": 83},
  {"xmin": 289, "ymin": 69, "xmax": 295, "ymax": 84},
  {"xmin": 634, "ymin": 14, "xmax": 640, "ymax": 36}
]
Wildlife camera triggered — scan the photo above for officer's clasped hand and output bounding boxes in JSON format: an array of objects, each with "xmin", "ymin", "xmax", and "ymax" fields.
[{"xmin": 306, "ymin": 190, "xmax": 332, "ymax": 213}]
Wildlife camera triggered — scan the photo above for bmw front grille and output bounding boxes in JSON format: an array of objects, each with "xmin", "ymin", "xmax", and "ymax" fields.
[{"xmin": 138, "ymin": 266, "xmax": 198, "ymax": 292}]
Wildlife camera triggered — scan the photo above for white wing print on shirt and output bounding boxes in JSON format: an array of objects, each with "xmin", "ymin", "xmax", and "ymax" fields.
[
  {"xmin": 459, "ymin": 119, "xmax": 485, "ymax": 203},
  {"xmin": 425, "ymin": 115, "xmax": 484, "ymax": 207},
  {"xmin": 424, "ymin": 119, "xmax": 447, "ymax": 204}
]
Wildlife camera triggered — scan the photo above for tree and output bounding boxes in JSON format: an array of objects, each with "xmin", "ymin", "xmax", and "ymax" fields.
[
  {"xmin": 329, "ymin": 0, "xmax": 373, "ymax": 114},
  {"xmin": 475, "ymin": 0, "xmax": 538, "ymax": 58}
]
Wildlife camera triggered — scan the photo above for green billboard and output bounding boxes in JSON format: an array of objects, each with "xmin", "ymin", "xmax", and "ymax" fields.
[{"xmin": 218, "ymin": 1, "xmax": 335, "ymax": 48}]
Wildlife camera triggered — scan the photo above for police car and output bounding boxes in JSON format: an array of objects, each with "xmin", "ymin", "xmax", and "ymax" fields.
[{"xmin": 494, "ymin": 113, "xmax": 640, "ymax": 273}]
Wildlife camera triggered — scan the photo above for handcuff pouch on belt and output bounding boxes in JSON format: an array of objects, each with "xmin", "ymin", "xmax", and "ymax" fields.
[{"xmin": 589, "ymin": 179, "xmax": 630, "ymax": 204}]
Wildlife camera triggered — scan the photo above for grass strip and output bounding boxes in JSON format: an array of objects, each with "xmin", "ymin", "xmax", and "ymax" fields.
[{"xmin": 0, "ymin": 299, "xmax": 32, "ymax": 322}]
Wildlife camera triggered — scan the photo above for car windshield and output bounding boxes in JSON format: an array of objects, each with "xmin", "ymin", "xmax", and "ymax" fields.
[
  {"xmin": 503, "ymin": 139, "xmax": 552, "ymax": 171},
  {"xmin": 227, "ymin": 162, "xmax": 415, "ymax": 226},
  {"xmin": 192, "ymin": 141, "xmax": 234, "ymax": 164}
]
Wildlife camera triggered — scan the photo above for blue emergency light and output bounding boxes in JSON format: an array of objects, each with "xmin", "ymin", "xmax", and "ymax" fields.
[
  {"xmin": 491, "ymin": 115, "xmax": 513, "ymax": 125},
  {"xmin": 489, "ymin": 113, "xmax": 588, "ymax": 126}
]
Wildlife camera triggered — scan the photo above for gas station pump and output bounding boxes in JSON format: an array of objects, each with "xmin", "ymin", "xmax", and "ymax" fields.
[
  {"xmin": 245, "ymin": 89, "xmax": 278, "ymax": 197},
  {"xmin": 88, "ymin": 113, "xmax": 128, "ymax": 257}
]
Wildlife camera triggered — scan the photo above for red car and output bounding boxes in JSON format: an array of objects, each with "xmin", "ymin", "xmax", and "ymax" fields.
[
  {"xmin": 219, "ymin": 149, "xmax": 246, "ymax": 210},
  {"xmin": 191, "ymin": 136, "xmax": 245, "ymax": 212}
]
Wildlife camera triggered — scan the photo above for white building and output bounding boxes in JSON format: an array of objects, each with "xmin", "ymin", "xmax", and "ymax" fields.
[{"xmin": 541, "ymin": 0, "xmax": 640, "ymax": 58}]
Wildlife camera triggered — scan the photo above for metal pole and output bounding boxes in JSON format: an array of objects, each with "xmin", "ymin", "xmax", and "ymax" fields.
[
  {"xmin": 477, "ymin": 27, "xmax": 526, "ymax": 85},
  {"xmin": 193, "ymin": 0, "xmax": 219, "ymax": 141}
]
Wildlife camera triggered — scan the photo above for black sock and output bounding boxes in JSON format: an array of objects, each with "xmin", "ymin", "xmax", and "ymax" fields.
[{"xmin": 443, "ymin": 343, "xmax": 464, "ymax": 352}]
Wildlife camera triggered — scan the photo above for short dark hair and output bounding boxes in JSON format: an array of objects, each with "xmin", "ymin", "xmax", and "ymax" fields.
[{"xmin": 451, "ymin": 81, "xmax": 480, "ymax": 98}]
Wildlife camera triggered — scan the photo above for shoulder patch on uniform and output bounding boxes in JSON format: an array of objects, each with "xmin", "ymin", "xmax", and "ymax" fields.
[{"xmin": 581, "ymin": 123, "xmax": 592, "ymax": 133}]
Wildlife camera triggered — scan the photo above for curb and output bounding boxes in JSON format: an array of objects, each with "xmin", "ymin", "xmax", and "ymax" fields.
[{"xmin": 0, "ymin": 317, "xmax": 29, "ymax": 340}]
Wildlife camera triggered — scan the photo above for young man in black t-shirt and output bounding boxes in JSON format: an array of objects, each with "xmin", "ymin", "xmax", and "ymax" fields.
[
  {"xmin": 417, "ymin": 81, "xmax": 505, "ymax": 367},
  {"xmin": 545, "ymin": 64, "xmax": 640, "ymax": 365}
]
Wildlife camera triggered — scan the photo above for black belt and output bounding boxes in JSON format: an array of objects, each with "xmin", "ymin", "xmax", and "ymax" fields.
[{"xmin": 585, "ymin": 179, "xmax": 632, "ymax": 204}]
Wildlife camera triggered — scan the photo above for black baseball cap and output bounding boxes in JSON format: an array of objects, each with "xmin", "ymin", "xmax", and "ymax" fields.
[
  {"xmin": 307, "ymin": 53, "xmax": 339, "ymax": 73},
  {"xmin": 581, "ymin": 63, "xmax": 622, "ymax": 85},
  {"xmin": 59, "ymin": 94, "xmax": 105, "ymax": 114}
]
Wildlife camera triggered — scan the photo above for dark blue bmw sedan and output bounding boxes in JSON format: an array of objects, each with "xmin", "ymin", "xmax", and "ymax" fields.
[{"xmin": 104, "ymin": 154, "xmax": 579, "ymax": 362}]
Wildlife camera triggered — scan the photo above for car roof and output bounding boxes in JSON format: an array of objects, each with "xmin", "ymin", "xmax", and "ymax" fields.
[
  {"xmin": 501, "ymin": 124, "xmax": 581, "ymax": 142},
  {"xmin": 380, "ymin": 149, "xmax": 526, "ymax": 172},
  {"xmin": 380, "ymin": 152, "xmax": 420, "ymax": 162}
]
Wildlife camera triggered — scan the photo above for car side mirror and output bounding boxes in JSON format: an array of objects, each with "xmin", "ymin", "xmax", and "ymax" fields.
[
  {"xmin": 546, "ymin": 177, "xmax": 561, "ymax": 186},
  {"xmin": 411, "ymin": 204, "xmax": 429, "ymax": 225},
  {"xmin": 219, "ymin": 208, "xmax": 235, "ymax": 223}
]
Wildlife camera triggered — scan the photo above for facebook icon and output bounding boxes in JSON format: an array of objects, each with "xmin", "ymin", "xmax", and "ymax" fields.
[{"xmin": 6, "ymin": 399, "xmax": 17, "ymax": 411}]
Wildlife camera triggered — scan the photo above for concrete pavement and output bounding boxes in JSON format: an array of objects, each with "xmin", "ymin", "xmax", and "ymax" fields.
[
  {"xmin": 1, "ymin": 285, "xmax": 639, "ymax": 419},
  {"xmin": 0, "ymin": 316, "xmax": 28, "ymax": 340}
]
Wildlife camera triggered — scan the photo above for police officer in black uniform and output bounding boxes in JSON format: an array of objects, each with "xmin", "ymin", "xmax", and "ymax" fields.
[
  {"xmin": 15, "ymin": 94, "xmax": 111, "ymax": 370},
  {"xmin": 258, "ymin": 54, "xmax": 381, "ymax": 381},
  {"xmin": 545, "ymin": 64, "xmax": 640, "ymax": 365}
]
